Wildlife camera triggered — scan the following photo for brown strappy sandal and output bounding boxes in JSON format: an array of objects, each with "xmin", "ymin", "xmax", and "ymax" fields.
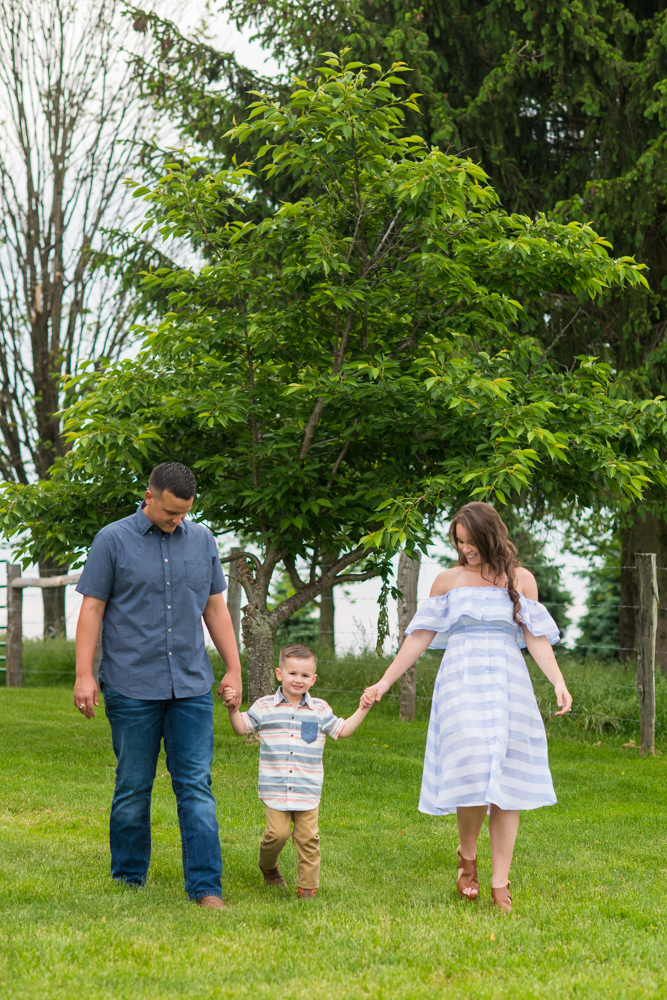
[
  {"xmin": 491, "ymin": 882, "xmax": 512, "ymax": 913},
  {"xmin": 456, "ymin": 847, "xmax": 479, "ymax": 900}
]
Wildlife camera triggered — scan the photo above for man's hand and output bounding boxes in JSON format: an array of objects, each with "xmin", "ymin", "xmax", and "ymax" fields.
[
  {"xmin": 221, "ymin": 685, "xmax": 238, "ymax": 709},
  {"xmin": 73, "ymin": 676, "xmax": 99, "ymax": 719},
  {"xmin": 217, "ymin": 674, "xmax": 242, "ymax": 710}
]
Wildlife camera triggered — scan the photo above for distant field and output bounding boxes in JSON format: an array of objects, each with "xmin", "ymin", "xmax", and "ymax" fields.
[{"xmin": 0, "ymin": 684, "xmax": 666, "ymax": 999}]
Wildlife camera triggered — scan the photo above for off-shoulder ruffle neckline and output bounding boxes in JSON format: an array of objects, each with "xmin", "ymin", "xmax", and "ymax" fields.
[
  {"xmin": 405, "ymin": 586, "xmax": 560, "ymax": 649},
  {"xmin": 432, "ymin": 585, "xmax": 537, "ymax": 598}
]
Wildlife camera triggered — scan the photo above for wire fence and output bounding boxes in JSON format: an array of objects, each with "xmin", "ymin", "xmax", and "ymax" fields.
[{"xmin": 4, "ymin": 559, "xmax": 667, "ymax": 739}]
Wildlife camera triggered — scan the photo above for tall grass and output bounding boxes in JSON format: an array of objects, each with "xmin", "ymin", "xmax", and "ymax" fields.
[{"xmin": 9, "ymin": 637, "xmax": 666, "ymax": 742}]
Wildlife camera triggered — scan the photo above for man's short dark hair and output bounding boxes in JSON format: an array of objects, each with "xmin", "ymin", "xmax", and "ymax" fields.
[{"xmin": 148, "ymin": 462, "xmax": 197, "ymax": 500}]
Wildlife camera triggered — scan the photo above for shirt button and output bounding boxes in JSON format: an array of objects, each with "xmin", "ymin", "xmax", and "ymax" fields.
[
  {"xmin": 168, "ymin": 628, "xmax": 172, "ymax": 632},
  {"xmin": 290, "ymin": 751, "xmax": 293, "ymax": 754},
  {"xmin": 165, "ymin": 559, "xmax": 168, "ymax": 563},
  {"xmin": 169, "ymin": 652, "xmax": 172, "ymax": 656},
  {"xmin": 167, "ymin": 582, "xmax": 170, "ymax": 585},
  {"xmin": 167, "ymin": 605, "xmax": 171, "ymax": 609}
]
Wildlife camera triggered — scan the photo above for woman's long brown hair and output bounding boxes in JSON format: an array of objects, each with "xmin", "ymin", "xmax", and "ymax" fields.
[{"xmin": 448, "ymin": 502, "xmax": 522, "ymax": 623}]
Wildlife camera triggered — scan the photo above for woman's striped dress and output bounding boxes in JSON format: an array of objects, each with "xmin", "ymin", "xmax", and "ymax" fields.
[{"xmin": 405, "ymin": 586, "xmax": 559, "ymax": 816}]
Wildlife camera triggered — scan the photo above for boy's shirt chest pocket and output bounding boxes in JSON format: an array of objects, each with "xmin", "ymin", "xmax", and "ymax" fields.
[{"xmin": 300, "ymin": 720, "xmax": 319, "ymax": 744}]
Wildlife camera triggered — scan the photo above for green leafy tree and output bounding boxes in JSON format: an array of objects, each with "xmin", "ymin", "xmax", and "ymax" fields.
[
  {"xmin": 1, "ymin": 58, "xmax": 664, "ymax": 703},
  {"xmin": 210, "ymin": 1, "xmax": 667, "ymax": 650}
]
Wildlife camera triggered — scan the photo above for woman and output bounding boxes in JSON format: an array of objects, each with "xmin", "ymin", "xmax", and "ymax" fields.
[{"xmin": 361, "ymin": 502, "xmax": 572, "ymax": 912}]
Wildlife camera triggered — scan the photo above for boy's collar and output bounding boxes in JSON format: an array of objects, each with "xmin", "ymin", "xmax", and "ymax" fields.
[{"xmin": 274, "ymin": 686, "xmax": 314, "ymax": 709}]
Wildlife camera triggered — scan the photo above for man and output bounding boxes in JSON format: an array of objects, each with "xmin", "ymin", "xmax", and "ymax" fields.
[{"xmin": 73, "ymin": 461, "xmax": 243, "ymax": 909}]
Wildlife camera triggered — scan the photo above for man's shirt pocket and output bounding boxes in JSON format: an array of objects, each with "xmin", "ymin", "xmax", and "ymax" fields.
[
  {"xmin": 300, "ymin": 720, "xmax": 319, "ymax": 744},
  {"xmin": 185, "ymin": 560, "xmax": 211, "ymax": 593}
]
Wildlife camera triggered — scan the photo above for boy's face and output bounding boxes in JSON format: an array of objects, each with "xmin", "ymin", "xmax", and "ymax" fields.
[{"xmin": 276, "ymin": 657, "xmax": 317, "ymax": 703}]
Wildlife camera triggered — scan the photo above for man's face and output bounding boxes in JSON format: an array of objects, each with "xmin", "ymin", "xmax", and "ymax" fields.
[{"xmin": 142, "ymin": 488, "xmax": 194, "ymax": 532}]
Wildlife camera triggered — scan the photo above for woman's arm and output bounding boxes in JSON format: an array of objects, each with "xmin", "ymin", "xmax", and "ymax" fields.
[
  {"xmin": 360, "ymin": 630, "xmax": 436, "ymax": 707},
  {"xmin": 523, "ymin": 630, "xmax": 572, "ymax": 716}
]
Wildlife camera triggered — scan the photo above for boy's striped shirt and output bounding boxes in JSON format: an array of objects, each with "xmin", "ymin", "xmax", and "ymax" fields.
[{"xmin": 239, "ymin": 688, "xmax": 344, "ymax": 810}]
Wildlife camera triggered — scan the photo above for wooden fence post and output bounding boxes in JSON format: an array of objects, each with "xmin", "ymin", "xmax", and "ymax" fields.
[
  {"xmin": 398, "ymin": 550, "xmax": 421, "ymax": 721},
  {"xmin": 635, "ymin": 552, "xmax": 658, "ymax": 755},
  {"xmin": 6, "ymin": 565, "xmax": 23, "ymax": 688},
  {"xmin": 227, "ymin": 547, "xmax": 243, "ymax": 648}
]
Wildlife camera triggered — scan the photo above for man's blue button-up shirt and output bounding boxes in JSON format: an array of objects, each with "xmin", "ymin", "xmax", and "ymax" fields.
[{"xmin": 76, "ymin": 503, "xmax": 227, "ymax": 700}]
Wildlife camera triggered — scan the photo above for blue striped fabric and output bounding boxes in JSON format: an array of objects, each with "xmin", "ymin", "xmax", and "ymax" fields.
[
  {"xmin": 406, "ymin": 587, "xmax": 559, "ymax": 815},
  {"xmin": 239, "ymin": 688, "xmax": 345, "ymax": 810}
]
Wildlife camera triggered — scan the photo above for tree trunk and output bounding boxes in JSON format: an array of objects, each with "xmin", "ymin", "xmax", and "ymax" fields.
[
  {"xmin": 39, "ymin": 555, "xmax": 68, "ymax": 639},
  {"xmin": 318, "ymin": 551, "xmax": 337, "ymax": 652},
  {"xmin": 318, "ymin": 585, "xmax": 335, "ymax": 652},
  {"xmin": 226, "ymin": 547, "xmax": 243, "ymax": 648},
  {"xmin": 397, "ymin": 550, "xmax": 421, "ymax": 721},
  {"xmin": 242, "ymin": 606, "xmax": 278, "ymax": 706},
  {"xmin": 620, "ymin": 511, "xmax": 667, "ymax": 673}
]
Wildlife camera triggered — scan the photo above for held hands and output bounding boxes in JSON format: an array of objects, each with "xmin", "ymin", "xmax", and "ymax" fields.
[
  {"xmin": 554, "ymin": 681, "xmax": 573, "ymax": 716},
  {"xmin": 219, "ymin": 679, "xmax": 241, "ymax": 711},
  {"xmin": 360, "ymin": 680, "xmax": 390, "ymax": 709}
]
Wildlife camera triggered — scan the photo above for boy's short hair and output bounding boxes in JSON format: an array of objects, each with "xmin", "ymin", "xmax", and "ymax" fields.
[{"xmin": 279, "ymin": 643, "xmax": 317, "ymax": 669}]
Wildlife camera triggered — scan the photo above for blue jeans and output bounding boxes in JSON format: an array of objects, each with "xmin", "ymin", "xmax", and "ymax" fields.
[{"xmin": 103, "ymin": 684, "xmax": 222, "ymax": 900}]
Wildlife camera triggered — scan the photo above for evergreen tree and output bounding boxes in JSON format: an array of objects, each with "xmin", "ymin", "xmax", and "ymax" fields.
[{"xmin": 576, "ymin": 536, "xmax": 622, "ymax": 660}]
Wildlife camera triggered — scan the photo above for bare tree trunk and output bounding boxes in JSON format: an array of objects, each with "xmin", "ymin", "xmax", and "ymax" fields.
[
  {"xmin": 241, "ymin": 607, "xmax": 277, "ymax": 706},
  {"xmin": 317, "ymin": 551, "xmax": 337, "ymax": 651},
  {"xmin": 226, "ymin": 547, "xmax": 243, "ymax": 647},
  {"xmin": 397, "ymin": 550, "xmax": 421, "ymax": 721},
  {"xmin": 39, "ymin": 555, "xmax": 68, "ymax": 639},
  {"xmin": 318, "ymin": 585, "xmax": 335, "ymax": 650},
  {"xmin": 620, "ymin": 511, "xmax": 667, "ymax": 673}
]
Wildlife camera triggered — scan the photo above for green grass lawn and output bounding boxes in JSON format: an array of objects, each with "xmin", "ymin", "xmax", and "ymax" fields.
[{"xmin": 1, "ymin": 686, "xmax": 666, "ymax": 999}]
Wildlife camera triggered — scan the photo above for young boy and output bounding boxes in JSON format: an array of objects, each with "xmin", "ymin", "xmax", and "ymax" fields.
[{"xmin": 224, "ymin": 642, "xmax": 370, "ymax": 898}]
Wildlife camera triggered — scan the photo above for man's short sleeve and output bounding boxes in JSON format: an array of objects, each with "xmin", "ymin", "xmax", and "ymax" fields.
[
  {"xmin": 209, "ymin": 535, "xmax": 227, "ymax": 595},
  {"xmin": 318, "ymin": 702, "xmax": 345, "ymax": 740},
  {"xmin": 75, "ymin": 532, "xmax": 115, "ymax": 602}
]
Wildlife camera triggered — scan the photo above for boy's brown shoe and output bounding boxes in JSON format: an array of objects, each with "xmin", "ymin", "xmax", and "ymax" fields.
[
  {"xmin": 298, "ymin": 888, "xmax": 317, "ymax": 899},
  {"xmin": 259, "ymin": 863, "xmax": 287, "ymax": 887}
]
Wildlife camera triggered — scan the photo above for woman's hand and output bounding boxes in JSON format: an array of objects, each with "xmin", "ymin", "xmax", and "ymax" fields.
[
  {"xmin": 554, "ymin": 681, "xmax": 573, "ymax": 716},
  {"xmin": 361, "ymin": 679, "xmax": 390, "ymax": 708}
]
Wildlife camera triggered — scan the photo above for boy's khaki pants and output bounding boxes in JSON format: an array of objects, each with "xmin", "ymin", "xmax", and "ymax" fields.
[{"xmin": 259, "ymin": 804, "xmax": 320, "ymax": 889}]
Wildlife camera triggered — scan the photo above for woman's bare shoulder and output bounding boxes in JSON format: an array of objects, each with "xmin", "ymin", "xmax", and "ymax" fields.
[
  {"xmin": 429, "ymin": 567, "xmax": 466, "ymax": 597},
  {"xmin": 516, "ymin": 566, "xmax": 538, "ymax": 599}
]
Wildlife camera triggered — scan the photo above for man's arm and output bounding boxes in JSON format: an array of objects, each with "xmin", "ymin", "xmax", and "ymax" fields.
[
  {"xmin": 203, "ymin": 592, "xmax": 243, "ymax": 709},
  {"xmin": 74, "ymin": 595, "xmax": 106, "ymax": 719}
]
